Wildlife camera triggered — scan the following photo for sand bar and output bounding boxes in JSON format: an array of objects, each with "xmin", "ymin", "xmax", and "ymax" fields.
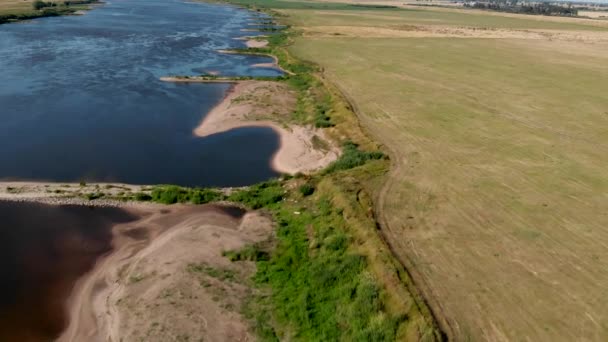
[
  {"xmin": 55, "ymin": 202, "xmax": 271, "ymax": 342},
  {"xmin": 193, "ymin": 80, "xmax": 339, "ymax": 174}
]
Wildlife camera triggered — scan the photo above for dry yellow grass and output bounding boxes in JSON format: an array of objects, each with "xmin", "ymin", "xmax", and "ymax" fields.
[
  {"xmin": 0, "ymin": 0, "xmax": 35, "ymax": 14},
  {"xmin": 253, "ymin": 1, "xmax": 608, "ymax": 340}
]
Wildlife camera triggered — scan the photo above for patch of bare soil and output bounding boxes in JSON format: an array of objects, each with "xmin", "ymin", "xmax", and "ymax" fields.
[
  {"xmin": 58, "ymin": 203, "xmax": 273, "ymax": 342},
  {"xmin": 194, "ymin": 80, "xmax": 339, "ymax": 174}
]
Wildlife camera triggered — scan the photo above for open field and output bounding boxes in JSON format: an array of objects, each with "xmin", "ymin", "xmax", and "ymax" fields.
[
  {"xmin": 0, "ymin": 0, "xmax": 49, "ymax": 15},
  {"xmin": 222, "ymin": 0, "xmax": 608, "ymax": 340},
  {"xmin": 0, "ymin": 0, "xmax": 95, "ymax": 22}
]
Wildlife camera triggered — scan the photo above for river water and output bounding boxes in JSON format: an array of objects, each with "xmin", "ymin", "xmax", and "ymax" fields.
[
  {"xmin": 0, "ymin": 201, "xmax": 139, "ymax": 341},
  {"xmin": 0, "ymin": 0, "xmax": 283, "ymax": 187}
]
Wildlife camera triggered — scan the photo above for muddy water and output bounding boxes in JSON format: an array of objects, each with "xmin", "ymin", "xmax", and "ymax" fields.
[{"xmin": 0, "ymin": 201, "xmax": 138, "ymax": 341}]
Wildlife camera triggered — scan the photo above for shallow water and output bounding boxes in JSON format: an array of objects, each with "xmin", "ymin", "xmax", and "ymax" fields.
[
  {"xmin": 0, "ymin": 201, "xmax": 139, "ymax": 342},
  {"xmin": 0, "ymin": 0, "xmax": 283, "ymax": 187}
]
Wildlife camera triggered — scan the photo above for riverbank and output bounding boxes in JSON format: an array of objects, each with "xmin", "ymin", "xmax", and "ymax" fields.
[
  {"xmin": 158, "ymin": 76, "xmax": 340, "ymax": 174},
  {"xmin": 57, "ymin": 202, "xmax": 271, "ymax": 342},
  {"xmin": 194, "ymin": 80, "xmax": 339, "ymax": 174}
]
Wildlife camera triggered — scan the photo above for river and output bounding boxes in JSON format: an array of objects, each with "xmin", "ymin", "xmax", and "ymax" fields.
[{"xmin": 0, "ymin": 0, "xmax": 283, "ymax": 187}]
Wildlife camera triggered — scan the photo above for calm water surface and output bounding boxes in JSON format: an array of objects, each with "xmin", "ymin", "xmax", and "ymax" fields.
[
  {"xmin": 0, "ymin": 201, "xmax": 138, "ymax": 342},
  {"xmin": 0, "ymin": 0, "xmax": 283, "ymax": 186}
]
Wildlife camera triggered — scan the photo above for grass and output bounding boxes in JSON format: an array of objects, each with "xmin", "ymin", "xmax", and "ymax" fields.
[
  {"xmin": 223, "ymin": 244, "xmax": 270, "ymax": 262},
  {"xmin": 148, "ymin": 185, "xmax": 224, "ymax": 205},
  {"xmin": 249, "ymin": 199, "xmax": 404, "ymax": 341},
  {"xmin": 267, "ymin": 1, "xmax": 608, "ymax": 340},
  {"xmin": 227, "ymin": 180, "xmax": 285, "ymax": 209},
  {"xmin": 298, "ymin": 183, "xmax": 315, "ymax": 196},
  {"xmin": 223, "ymin": 159, "xmax": 439, "ymax": 341},
  {"xmin": 0, "ymin": 0, "xmax": 97, "ymax": 24},
  {"xmin": 323, "ymin": 141, "xmax": 386, "ymax": 174}
]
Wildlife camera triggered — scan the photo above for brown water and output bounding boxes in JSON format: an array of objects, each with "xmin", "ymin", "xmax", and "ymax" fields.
[{"xmin": 0, "ymin": 201, "xmax": 138, "ymax": 342}]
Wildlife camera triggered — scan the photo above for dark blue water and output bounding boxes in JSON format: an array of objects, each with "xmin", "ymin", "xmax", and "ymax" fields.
[{"xmin": 0, "ymin": 0, "xmax": 283, "ymax": 187}]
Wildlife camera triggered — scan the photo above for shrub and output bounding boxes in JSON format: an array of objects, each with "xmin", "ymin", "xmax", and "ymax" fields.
[
  {"xmin": 84, "ymin": 192, "xmax": 103, "ymax": 200},
  {"xmin": 134, "ymin": 192, "xmax": 152, "ymax": 201},
  {"xmin": 33, "ymin": 0, "xmax": 47, "ymax": 10},
  {"xmin": 298, "ymin": 183, "xmax": 315, "ymax": 197},
  {"xmin": 228, "ymin": 180, "xmax": 284, "ymax": 209},
  {"xmin": 149, "ymin": 185, "xmax": 223, "ymax": 205},
  {"xmin": 323, "ymin": 142, "xmax": 386, "ymax": 174},
  {"xmin": 223, "ymin": 245, "xmax": 270, "ymax": 262}
]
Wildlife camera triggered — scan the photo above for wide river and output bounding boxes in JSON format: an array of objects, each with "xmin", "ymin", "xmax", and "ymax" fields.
[{"xmin": 0, "ymin": 0, "xmax": 283, "ymax": 187}]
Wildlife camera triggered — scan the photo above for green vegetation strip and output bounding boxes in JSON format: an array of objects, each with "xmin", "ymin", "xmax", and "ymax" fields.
[{"xmin": 245, "ymin": 193, "xmax": 405, "ymax": 341}]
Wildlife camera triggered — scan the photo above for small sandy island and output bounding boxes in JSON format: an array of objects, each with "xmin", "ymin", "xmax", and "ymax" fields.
[
  {"xmin": 57, "ymin": 202, "xmax": 273, "ymax": 342},
  {"xmin": 194, "ymin": 80, "xmax": 339, "ymax": 174},
  {"xmin": 246, "ymin": 38, "xmax": 269, "ymax": 48}
]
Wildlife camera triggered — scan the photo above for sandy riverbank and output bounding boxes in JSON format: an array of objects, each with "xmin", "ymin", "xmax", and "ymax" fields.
[
  {"xmin": 194, "ymin": 80, "xmax": 339, "ymax": 174},
  {"xmin": 246, "ymin": 38, "xmax": 269, "ymax": 48},
  {"xmin": 49, "ymin": 201, "xmax": 272, "ymax": 342}
]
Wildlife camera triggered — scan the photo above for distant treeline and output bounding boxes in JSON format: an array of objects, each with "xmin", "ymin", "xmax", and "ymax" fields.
[
  {"xmin": 0, "ymin": 0, "xmax": 97, "ymax": 25},
  {"xmin": 464, "ymin": 1, "xmax": 578, "ymax": 16},
  {"xmin": 33, "ymin": 0, "xmax": 97, "ymax": 10}
]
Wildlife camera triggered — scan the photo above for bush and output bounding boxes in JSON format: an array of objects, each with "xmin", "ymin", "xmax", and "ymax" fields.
[
  {"xmin": 223, "ymin": 245, "xmax": 270, "ymax": 262},
  {"xmin": 33, "ymin": 0, "xmax": 48, "ymax": 10},
  {"xmin": 84, "ymin": 192, "xmax": 103, "ymax": 200},
  {"xmin": 228, "ymin": 180, "xmax": 284, "ymax": 209},
  {"xmin": 149, "ymin": 185, "xmax": 223, "ymax": 205},
  {"xmin": 133, "ymin": 192, "xmax": 152, "ymax": 201},
  {"xmin": 323, "ymin": 142, "xmax": 386, "ymax": 174},
  {"xmin": 298, "ymin": 183, "xmax": 315, "ymax": 197}
]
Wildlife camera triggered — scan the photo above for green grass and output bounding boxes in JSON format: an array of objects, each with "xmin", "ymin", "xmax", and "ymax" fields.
[
  {"xmin": 148, "ymin": 185, "xmax": 224, "ymax": 204},
  {"xmin": 248, "ymin": 198, "xmax": 405, "ymax": 341},
  {"xmin": 223, "ymin": 244, "xmax": 270, "ymax": 261},
  {"xmin": 298, "ymin": 183, "xmax": 315, "ymax": 196},
  {"xmin": 227, "ymin": 180, "xmax": 284, "ymax": 209},
  {"xmin": 323, "ymin": 141, "xmax": 386, "ymax": 174}
]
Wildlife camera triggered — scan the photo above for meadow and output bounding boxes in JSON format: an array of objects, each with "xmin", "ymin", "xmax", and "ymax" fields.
[{"xmin": 233, "ymin": 1, "xmax": 608, "ymax": 340}]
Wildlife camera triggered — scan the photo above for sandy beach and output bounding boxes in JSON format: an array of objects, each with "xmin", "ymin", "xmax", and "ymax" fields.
[
  {"xmin": 56, "ymin": 202, "xmax": 272, "ymax": 342},
  {"xmin": 194, "ymin": 81, "xmax": 339, "ymax": 174},
  {"xmin": 245, "ymin": 38, "xmax": 269, "ymax": 48}
]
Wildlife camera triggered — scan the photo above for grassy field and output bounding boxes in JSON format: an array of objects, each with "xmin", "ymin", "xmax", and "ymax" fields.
[
  {"xmin": 0, "ymin": 0, "xmax": 95, "ymax": 23},
  {"xmin": 0, "ymin": 0, "xmax": 40, "ymax": 15},
  {"xmin": 223, "ymin": 0, "xmax": 608, "ymax": 340}
]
